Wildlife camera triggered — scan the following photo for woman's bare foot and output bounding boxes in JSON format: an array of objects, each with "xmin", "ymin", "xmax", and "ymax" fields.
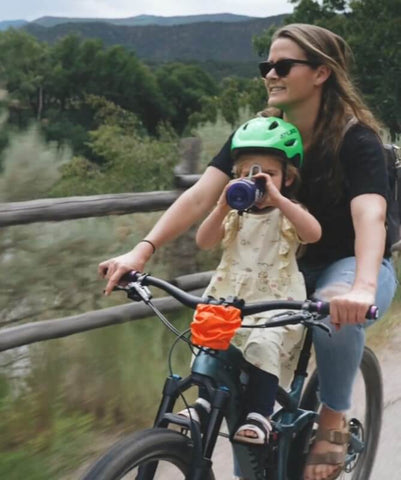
[{"xmin": 304, "ymin": 406, "xmax": 348, "ymax": 480}]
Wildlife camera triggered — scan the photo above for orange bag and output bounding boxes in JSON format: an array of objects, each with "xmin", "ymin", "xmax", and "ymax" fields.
[{"xmin": 190, "ymin": 304, "xmax": 242, "ymax": 350}]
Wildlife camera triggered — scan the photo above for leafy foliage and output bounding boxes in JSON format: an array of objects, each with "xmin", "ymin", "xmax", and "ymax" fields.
[
  {"xmin": 0, "ymin": 126, "xmax": 70, "ymax": 201},
  {"xmin": 0, "ymin": 31, "xmax": 221, "ymax": 157},
  {"xmin": 345, "ymin": 0, "xmax": 401, "ymax": 138},
  {"xmin": 155, "ymin": 63, "xmax": 218, "ymax": 135},
  {"xmin": 0, "ymin": 30, "xmax": 49, "ymax": 127},
  {"xmin": 49, "ymin": 97, "xmax": 179, "ymax": 196}
]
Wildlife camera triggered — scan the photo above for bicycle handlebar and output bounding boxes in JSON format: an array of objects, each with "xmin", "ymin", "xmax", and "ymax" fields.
[{"xmin": 116, "ymin": 271, "xmax": 379, "ymax": 321}]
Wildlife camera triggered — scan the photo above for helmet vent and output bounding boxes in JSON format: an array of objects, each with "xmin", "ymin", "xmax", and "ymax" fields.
[
  {"xmin": 269, "ymin": 120, "xmax": 279, "ymax": 130},
  {"xmin": 285, "ymin": 139, "xmax": 296, "ymax": 146}
]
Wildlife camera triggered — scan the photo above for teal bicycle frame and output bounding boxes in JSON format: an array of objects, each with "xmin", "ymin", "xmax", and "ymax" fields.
[{"xmin": 154, "ymin": 327, "xmax": 318, "ymax": 480}]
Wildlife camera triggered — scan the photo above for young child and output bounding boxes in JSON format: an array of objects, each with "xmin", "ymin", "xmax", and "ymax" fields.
[{"xmin": 180, "ymin": 116, "xmax": 322, "ymax": 445}]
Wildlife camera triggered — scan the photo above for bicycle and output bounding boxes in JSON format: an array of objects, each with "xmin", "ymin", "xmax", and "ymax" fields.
[{"xmin": 82, "ymin": 272, "xmax": 382, "ymax": 480}]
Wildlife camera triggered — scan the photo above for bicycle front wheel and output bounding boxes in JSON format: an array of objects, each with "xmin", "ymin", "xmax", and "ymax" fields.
[
  {"xmin": 300, "ymin": 346, "xmax": 383, "ymax": 480},
  {"xmin": 81, "ymin": 428, "xmax": 215, "ymax": 480}
]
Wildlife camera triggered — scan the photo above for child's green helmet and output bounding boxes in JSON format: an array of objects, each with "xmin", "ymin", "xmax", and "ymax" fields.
[{"xmin": 231, "ymin": 117, "xmax": 303, "ymax": 168}]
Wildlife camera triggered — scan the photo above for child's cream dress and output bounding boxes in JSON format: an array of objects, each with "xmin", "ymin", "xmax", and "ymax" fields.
[{"xmin": 204, "ymin": 207, "xmax": 307, "ymax": 388}]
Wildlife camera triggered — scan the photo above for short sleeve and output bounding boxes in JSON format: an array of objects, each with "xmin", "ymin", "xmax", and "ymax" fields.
[
  {"xmin": 208, "ymin": 133, "xmax": 235, "ymax": 178},
  {"xmin": 340, "ymin": 124, "xmax": 388, "ymax": 200}
]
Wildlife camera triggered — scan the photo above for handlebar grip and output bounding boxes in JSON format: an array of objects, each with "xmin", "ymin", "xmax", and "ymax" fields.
[
  {"xmin": 120, "ymin": 271, "xmax": 140, "ymax": 283},
  {"xmin": 367, "ymin": 305, "xmax": 379, "ymax": 320},
  {"xmin": 315, "ymin": 301, "xmax": 330, "ymax": 315},
  {"xmin": 315, "ymin": 301, "xmax": 379, "ymax": 320}
]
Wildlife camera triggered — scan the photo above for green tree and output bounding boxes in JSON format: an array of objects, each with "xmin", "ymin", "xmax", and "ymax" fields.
[
  {"xmin": 346, "ymin": 0, "xmax": 401, "ymax": 138},
  {"xmin": 47, "ymin": 36, "xmax": 168, "ymax": 134},
  {"xmin": 218, "ymin": 77, "xmax": 242, "ymax": 128},
  {"xmin": 155, "ymin": 63, "xmax": 218, "ymax": 134},
  {"xmin": 49, "ymin": 98, "xmax": 179, "ymax": 196},
  {"xmin": 95, "ymin": 44, "xmax": 168, "ymax": 133},
  {"xmin": 0, "ymin": 30, "xmax": 49, "ymax": 125},
  {"xmin": 0, "ymin": 32, "xmax": 172, "ymax": 150},
  {"xmin": 47, "ymin": 35, "xmax": 103, "ymax": 111},
  {"xmin": 241, "ymin": 78, "xmax": 268, "ymax": 115}
]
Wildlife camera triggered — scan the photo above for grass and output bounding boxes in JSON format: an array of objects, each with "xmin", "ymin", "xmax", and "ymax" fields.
[
  {"xmin": 366, "ymin": 255, "xmax": 401, "ymax": 348},
  {"xmin": 0, "ymin": 411, "xmax": 96, "ymax": 480},
  {"xmin": 0, "ymin": 308, "xmax": 195, "ymax": 479},
  {"xmin": 367, "ymin": 299, "xmax": 401, "ymax": 349},
  {"xmin": 193, "ymin": 107, "xmax": 252, "ymax": 170}
]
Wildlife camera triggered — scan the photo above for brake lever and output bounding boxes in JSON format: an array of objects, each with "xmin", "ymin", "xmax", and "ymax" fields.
[
  {"xmin": 126, "ymin": 282, "xmax": 152, "ymax": 303},
  {"xmin": 302, "ymin": 318, "xmax": 332, "ymax": 336},
  {"xmin": 113, "ymin": 285, "xmax": 126, "ymax": 292}
]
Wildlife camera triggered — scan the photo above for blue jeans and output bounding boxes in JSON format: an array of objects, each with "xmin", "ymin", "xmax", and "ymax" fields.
[
  {"xmin": 299, "ymin": 256, "xmax": 397, "ymax": 411},
  {"xmin": 234, "ymin": 256, "xmax": 397, "ymax": 476}
]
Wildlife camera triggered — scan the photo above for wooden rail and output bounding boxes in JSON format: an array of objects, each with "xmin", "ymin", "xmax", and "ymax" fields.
[
  {"xmin": 0, "ymin": 271, "xmax": 214, "ymax": 352},
  {"xmin": 0, "ymin": 189, "xmax": 187, "ymax": 227},
  {"xmin": 0, "ymin": 135, "xmax": 202, "ymax": 227},
  {"xmin": 0, "ymin": 177, "xmax": 201, "ymax": 227},
  {"xmin": 0, "ymin": 137, "xmax": 208, "ymax": 352}
]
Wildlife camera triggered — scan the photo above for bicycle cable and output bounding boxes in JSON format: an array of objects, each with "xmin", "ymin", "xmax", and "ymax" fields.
[{"xmin": 145, "ymin": 299, "xmax": 194, "ymax": 344}]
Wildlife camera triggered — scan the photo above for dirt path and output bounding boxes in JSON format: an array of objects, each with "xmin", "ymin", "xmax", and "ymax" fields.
[{"xmin": 370, "ymin": 322, "xmax": 401, "ymax": 478}]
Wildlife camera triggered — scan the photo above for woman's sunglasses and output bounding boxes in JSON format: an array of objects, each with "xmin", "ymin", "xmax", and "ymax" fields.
[{"xmin": 258, "ymin": 58, "xmax": 319, "ymax": 78}]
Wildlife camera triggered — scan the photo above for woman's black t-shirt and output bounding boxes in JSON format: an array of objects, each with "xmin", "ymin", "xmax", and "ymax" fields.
[{"xmin": 209, "ymin": 123, "xmax": 391, "ymax": 264}]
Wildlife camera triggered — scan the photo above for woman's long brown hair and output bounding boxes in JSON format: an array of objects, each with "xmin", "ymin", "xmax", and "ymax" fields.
[{"xmin": 260, "ymin": 24, "xmax": 382, "ymax": 192}]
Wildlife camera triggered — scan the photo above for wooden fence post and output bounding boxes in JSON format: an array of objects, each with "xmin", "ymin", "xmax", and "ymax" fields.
[{"xmin": 164, "ymin": 137, "xmax": 203, "ymax": 278}]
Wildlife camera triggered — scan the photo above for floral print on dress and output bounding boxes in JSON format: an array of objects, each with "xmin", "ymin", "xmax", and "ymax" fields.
[{"xmin": 202, "ymin": 207, "xmax": 308, "ymax": 388}]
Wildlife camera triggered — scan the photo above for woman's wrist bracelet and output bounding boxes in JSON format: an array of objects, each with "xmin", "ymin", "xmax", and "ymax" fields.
[{"xmin": 139, "ymin": 239, "xmax": 156, "ymax": 254}]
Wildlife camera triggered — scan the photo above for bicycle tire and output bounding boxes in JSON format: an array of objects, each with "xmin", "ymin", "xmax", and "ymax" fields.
[
  {"xmin": 81, "ymin": 427, "xmax": 215, "ymax": 480},
  {"xmin": 293, "ymin": 346, "xmax": 383, "ymax": 480}
]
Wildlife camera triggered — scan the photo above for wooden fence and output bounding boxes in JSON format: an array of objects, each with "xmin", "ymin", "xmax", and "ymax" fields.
[{"xmin": 0, "ymin": 138, "xmax": 209, "ymax": 352}]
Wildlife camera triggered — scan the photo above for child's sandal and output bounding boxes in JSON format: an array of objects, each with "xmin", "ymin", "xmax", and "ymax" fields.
[
  {"xmin": 233, "ymin": 412, "xmax": 272, "ymax": 445},
  {"xmin": 176, "ymin": 398, "xmax": 210, "ymax": 432}
]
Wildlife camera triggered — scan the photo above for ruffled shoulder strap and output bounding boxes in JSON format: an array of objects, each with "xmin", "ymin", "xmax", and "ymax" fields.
[{"xmin": 222, "ymin": 210, "xmax": 241, "ymax": 248}]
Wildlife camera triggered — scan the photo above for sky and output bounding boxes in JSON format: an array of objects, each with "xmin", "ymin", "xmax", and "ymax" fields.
[{"xmin": 1, "ymin": 1, "xmax": 294, "ymax": 22}]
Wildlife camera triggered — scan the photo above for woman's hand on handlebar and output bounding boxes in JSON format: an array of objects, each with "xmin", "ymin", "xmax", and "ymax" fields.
[
  {"xmin": 98, "ymin": 242, "xmax": 154, "ymax": 295},
  {"xmin": 329, "ymin": 287, "xmax": 376, "ymax": 329}
]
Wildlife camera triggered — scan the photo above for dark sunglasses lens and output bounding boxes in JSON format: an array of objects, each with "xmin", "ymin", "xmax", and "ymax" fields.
[
  {"xmin": 259, "ymin": 62, "xmax": 272, "ymax": 77},
  {"xmin": 259, "ymin": 60, "xmax": 292, "ymax": 77},
  {"xmin": 274, "ymin": 60, "xmax": 292, "ymax": 77}
]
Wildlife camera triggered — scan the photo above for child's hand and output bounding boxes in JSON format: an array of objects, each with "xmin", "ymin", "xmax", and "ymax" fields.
[{"xmin": 253, "ymin": 173, "xmax": 282, "ymax": 208}]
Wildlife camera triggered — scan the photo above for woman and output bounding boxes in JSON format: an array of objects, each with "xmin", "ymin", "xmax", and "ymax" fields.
[{"xmin": 99, "ymin": 24, "xmax": 397, "ymax": 480}]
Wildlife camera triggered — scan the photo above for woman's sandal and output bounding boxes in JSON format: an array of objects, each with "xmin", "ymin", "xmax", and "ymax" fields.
[
  {"xmin": 305, "ymin": 419, "xmax": 350, "ymax": 480},
  {"xmin": 233, "ymin": 412, "xmax": 272, "ymax": 445}
]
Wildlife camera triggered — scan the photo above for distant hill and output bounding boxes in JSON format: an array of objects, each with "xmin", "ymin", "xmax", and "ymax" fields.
[
  {"xmin": 32, "ymin": 13, "xmax": 256, "ymax": 27},
  {"xmin": 24, "ymin": 14, "xmax": 287, "ymax": 64},
  {"xmin": 0, "ymin": 19, "xmax": 28, "ymax": 31}
]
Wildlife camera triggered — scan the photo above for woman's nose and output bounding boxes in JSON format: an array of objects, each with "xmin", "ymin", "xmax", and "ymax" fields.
[{"xmin": 265, "ymin": 67, "xmax": 278, "ymax": 80}]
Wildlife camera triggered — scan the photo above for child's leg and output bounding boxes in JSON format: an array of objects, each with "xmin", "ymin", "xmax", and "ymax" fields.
[
  {"xmin": 246, "ymin": 363, "xmax": 278, "ymax": 416},
  {"xmin": 233, "ymin": 365, "xmax": 278, "ymax": 445}
]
